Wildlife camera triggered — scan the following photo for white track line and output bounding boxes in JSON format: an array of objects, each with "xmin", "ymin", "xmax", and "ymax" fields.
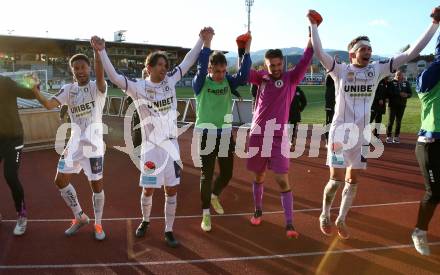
[
  {"xmin": 1, "ymin": 242, "xmax": 439, "ymax": 270},
  {"xmin": 1, "ymin": 200, "xmax": 418, "ymax": 223}
]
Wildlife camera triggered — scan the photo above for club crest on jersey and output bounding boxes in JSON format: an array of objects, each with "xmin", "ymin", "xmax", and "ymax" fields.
[
  {"xmin": 144, "ymin": 161, "xmax": 156, "ymax": 174},
  {"xmin": 275, "ymin": 80, "xmax": 284, "ymax": 88},
  {"xmin": 366, "ymin": 69, "xmax": 375, "ymax": 79},
  {"xmin": 146, "ymin": 89, "xmax": 155, "ymax": 99},
  {"xmin": 346, "ymin": 72, "xmax": 355, "ymax": 83},
  {"xmin": 164, "ymin": 86, "xmax": 170, "ymax": 92}
]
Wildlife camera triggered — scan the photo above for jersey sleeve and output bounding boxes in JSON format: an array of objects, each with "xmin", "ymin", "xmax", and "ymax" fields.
[
  {"xmin": 288, "ymin": 47, "xmax": 313, "ymax": 86},
  {"xmin": 192, "ymin": 47, "xmax": 210, "ymax": 96},
  {"xmin": 227, "ymin": 53, "xmax": 252, "ymax": 91},
  {"xmin": 98, "ymin": 49, "xmax": 137, "ymax": 94},
  {"xmin": 327, "ymin": 57, "xmax": 345, "ymax": 79},
  {"xmin": 52, "ymin": 85, "xmax": 69, "ymax": 106},
  {"xmin": 167, "ymin": 66, "xmax": 183, "ymax": 87},
  {"xmin": 125, "ymin": 79, "xmax": 143, "ymax": 100},
  {"xmin": 375, "ymin": 59, "xmax": 394, "ymax": 81},
  {"xmin": 417, "ymin": 59, "xmax": 440, "ymax": 93}
]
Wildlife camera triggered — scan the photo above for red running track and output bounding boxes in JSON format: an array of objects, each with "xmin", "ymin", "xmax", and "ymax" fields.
[{"xmin": 0, "ymin": 126, "xmax": 439, "ymax": 275}]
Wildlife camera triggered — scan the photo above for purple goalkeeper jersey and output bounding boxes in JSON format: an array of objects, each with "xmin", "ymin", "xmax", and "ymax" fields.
[{"xmin": 249, "ymin": 47, "xmax": 313, "ymax": 136}]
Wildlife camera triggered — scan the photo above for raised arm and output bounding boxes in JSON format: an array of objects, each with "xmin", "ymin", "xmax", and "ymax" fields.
[
  {"xmin": 93, "ymin": 47, "xmax": 106, "ymax": 93},
  {"xmin": 91, "ymin": 36, "xmax": 132, "ymax": 91},
  {"xmin": 417, "ymin": 34, "xmax": 440, "ymax": 92},
  {"xmin": 308, "ymin": 10, "xmax": 333, "ymax": 71},
  {"xmin": 177, "ymin": 29, "xmax": 206, "ymax": 77},
  {"xmin": 392, "ymin": 23, "xmax": 439, "ymax": 70},
  {"xmin": 192, "ymin": 48, "xmax": 210, "ymax": 95},
  {"xmin": 192, "ymin": 28, "xmax": 214, "ymax": 95},
  {"xmin": 289, "ymin": 39, "xmax": 313, "ymax": 86},
  {"xmin": 228, "ymin": 33, "xmax": 252, "ymax": 91}
]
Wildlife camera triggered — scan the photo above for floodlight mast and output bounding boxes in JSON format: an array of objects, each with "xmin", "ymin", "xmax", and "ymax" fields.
[{"xmin": 245, "ymin": 0, "xmax": 254, "ymax": 32}]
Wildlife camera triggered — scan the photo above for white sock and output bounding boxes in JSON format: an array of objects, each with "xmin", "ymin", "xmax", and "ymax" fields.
[
  {"xmin": 60, "ymin": 184, "xmax": 83, "ymax": 219},
  {"xmin": 164, "ymin": 194, "xmax": 177, "ymax": 232},
  {"xmin": 211, "ymin": 194, "xmax": 218, "ymax": 199},
  {"xmin": 322, "ymin": 179, "xmax": 343, "ymax": 217},
  {"xmin": 336, "ymin": 182, "xmax": 358, "ymax": 223},
  {"xmin": 92, "ymin": 191, "xmax": 105, "ymax": 225},
  {"xmin": 141, "ymin": 192, "xmax": 153, "ymax": 222},
  {"xmin": 203, "ymin": 208, "xmax": 210, "ymax": 215},
  {"xmin": 415, "ymin": 228, "xmax": 427, "ymax": 234}
]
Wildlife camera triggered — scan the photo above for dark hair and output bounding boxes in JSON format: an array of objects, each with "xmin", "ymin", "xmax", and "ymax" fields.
[
  {"xmin": 209, "ymin": 51, "xmax": 227, "ymax": 66},
  {"xmin": 69, "ymin": 54, "xmax": 90, "ymax": 67},
  {"xmin": 145, "ymin": 51, "xmax": 169, "ymax": 68},
  {"xmin": 347, "ymin": 36, "xmax": 370, "ymax": 51},
  {"xmin": 265, "ymin": 49, "xmax": 283, "ymax": 59}
]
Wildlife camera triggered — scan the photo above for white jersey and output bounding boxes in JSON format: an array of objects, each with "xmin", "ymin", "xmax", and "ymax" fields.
[
  {"xmin": 54, "ymin": 81, "xmax": 107, "ymax": 160},
  {"xmin": 124, "ymin": 67, "xmax": 182, "ymax": 147},
  {"xmin": 327, "ymin": 59, "xmax": 393, "ymax": 168}
]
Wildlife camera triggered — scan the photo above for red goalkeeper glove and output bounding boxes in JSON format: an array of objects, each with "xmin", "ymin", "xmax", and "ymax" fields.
[
  {"xmin": 431, "ymin": 6, "xmax": 440, "ymax": 23},
  {"xmin": 236, "ymin": 33, "xmax": 251, "ymax": 49},
  {"xmin": 309, "ymin": 10, "xmax": 323, "ymax": 26}
]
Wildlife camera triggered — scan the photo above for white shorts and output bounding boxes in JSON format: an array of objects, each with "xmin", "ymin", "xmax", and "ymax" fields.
[
  {"xmin": 139, "ymin": 139, "xmax": 182, "ymax": 189},
  {"xmin": 57, "ymin": 155, "xmax": 104, "ymax": 181},
  {"xmin": 326, "ymin": 142, "xmax": 368, "ymax": 169}
]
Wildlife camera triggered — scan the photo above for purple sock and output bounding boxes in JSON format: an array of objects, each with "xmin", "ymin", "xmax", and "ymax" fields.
[
  {"xmin": 281, "ymin": 191, "xmax": 293, "ymax": 225},
  {"xmin": 252, "ymin": 181, "xmax": 264, "ymax": 210}
]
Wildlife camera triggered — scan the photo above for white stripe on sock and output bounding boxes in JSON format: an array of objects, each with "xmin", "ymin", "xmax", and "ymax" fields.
[
  {"xmin": 165, "ymin": 194, "xmax": 177, "ymax": 232},
  {"xmin": 336, "ymin": 182, "xmax": 358, "ymax": 223},
  {"xmin": 141, "ymin": 192, "xmax": 153, "ymax": 222},
  {"xmin": 322, "ymin": 179, "xmax": 343, "ymax": 217},
  {"xmin": 93, "ymin": 191, "xmax": 105, "ymax": 225},
  {"xmin": 60, "ymin": 184, "xmax": 83, "ymax": 219}
]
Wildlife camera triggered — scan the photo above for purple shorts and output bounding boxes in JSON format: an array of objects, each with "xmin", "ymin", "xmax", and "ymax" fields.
[{"xmin": 246, "ymin": 135, "xmax": 290, "ymax": 174}]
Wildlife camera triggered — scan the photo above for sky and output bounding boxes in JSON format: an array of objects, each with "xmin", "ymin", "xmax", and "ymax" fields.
[{"xmin": 1, "ymin": 0, "xmax": 439, "ymax": 57}]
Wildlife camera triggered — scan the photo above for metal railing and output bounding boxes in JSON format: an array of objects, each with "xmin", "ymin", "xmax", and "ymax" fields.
[{"xmin": 103, "ymin": 96, "xmax": 254, "ymax": 125}]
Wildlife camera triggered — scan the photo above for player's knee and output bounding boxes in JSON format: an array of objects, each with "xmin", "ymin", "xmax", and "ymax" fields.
[
  {"xmin": 90, "ymin": 180, "xmax": 103, "ymax": 193},
  {"xmin": 143, "ymin": 188, "xmax": 154, "ymax": 197},
  {"xmin": 278, "ymin": 181, "xmax": 290, "ymax": 191},
  {"xmin": 423, "ymin": 189, "xmax": 440, "ymax": 204},
  {"xmin": 54, "ymin": 175, "xmax": 68, "ymax": 189},
  {"xmin": 221, "ymin": 170, "xmax": 233, "ymax": 182},
  {"xmin": 330, "ymin": 169, "xmax": 344, "ymax": 182},
  {"xmin": 275, "ymin": 177, "xmax": 290, "ymax": 191},
  {"xmin": 4, "ymin": 170, "xmax": 18, "ymax": 184},
  {"xmin": 165, "ymin": 186, "xmax": 177, "ymax": 196},
  {"xmin": 200, "ymin": 172, "xmax": 214, "ymax": 183},
  {"xmin": 255, "ymin": 172, "xmax": 265, "ymax": 183}
]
